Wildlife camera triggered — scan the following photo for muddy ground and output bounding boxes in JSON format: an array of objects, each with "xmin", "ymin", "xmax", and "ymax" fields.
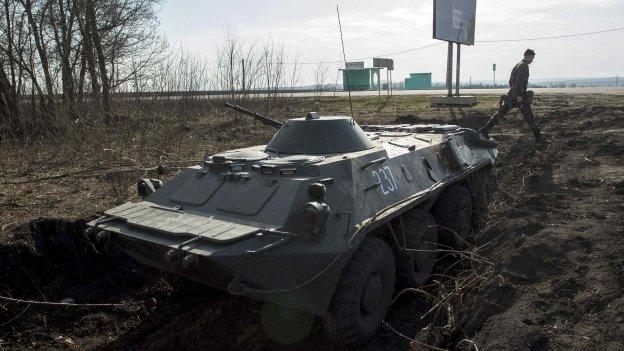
[{"xmin": 1, "ymin": 94, "xmax": 623, "ymax": 350}]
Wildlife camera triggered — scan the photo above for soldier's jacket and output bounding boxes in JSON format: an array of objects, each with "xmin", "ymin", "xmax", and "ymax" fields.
[{"xmin": 508, "ymin": 60, "xmax": 530, "ymax": 100}]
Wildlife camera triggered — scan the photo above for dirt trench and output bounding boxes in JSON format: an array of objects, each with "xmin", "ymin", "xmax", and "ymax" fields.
[{"xmin": 0, "ymin": 217, "xmax": 435, "ymax": 350}]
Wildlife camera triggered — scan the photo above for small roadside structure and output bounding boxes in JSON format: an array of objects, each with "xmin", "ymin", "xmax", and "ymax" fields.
[
  {"xmin": 405, "ymin": 73, "xmax": 432, "ymax": 90},
  {"xmin": 340, "ymin": 67, "xmax": 382, "ymax": 91}
]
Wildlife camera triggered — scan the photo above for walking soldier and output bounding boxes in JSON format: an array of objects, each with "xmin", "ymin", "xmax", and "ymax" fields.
[{"xmin": 480, "ymin": 49, "xmax": 547, "ymax": 144}]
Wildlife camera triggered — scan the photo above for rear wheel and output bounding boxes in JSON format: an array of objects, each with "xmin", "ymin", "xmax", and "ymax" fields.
[
  {"xmin": 432, "ymin": 184, "xmax": 473, "ymax": 249},
  {"xmin": 323, "ymin": 236, "xmax": 395, "ymax": 346},
  {"xmin": 395, "ymin": 209, "xmax": 438, "ymax": 289}
]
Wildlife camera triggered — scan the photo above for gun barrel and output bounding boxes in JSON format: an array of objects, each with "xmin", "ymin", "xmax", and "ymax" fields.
[{"xmin": 224, "ymin": 102, "xmax": 284, "ymax": 129}]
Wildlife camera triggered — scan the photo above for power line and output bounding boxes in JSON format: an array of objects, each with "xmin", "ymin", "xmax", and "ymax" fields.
[
  {"xmin": 294, "ymin": 42, "xmax": 444, "ymax": 65},
  {"xmin": 207, "ymin": 26, "xmax": 624, "ymax": 69},
  {"xmin": 476, "ymin": 26, "xmax": 624, "ymax": 43},
  {"xmin": 288, "ymin": 26, "xmax": 624, "ymax": 65}
]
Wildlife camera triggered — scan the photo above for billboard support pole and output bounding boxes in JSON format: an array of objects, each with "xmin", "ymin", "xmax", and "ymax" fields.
[
  {"xmin": 446, "ymin": 41, "xmax": 453, "ymax": 97},
  {"xmin": 387, "ymin": 69, "xmax": 390, "ymax": 97},
  {"xmin": 455, "ymin": 43, "xmax": 461, "ymax": 96}
]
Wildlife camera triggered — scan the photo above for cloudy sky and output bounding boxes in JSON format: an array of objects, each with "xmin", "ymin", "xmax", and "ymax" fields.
[{"xmin": 158, "ymin": 0, "xmax": 623, "ymax": 85}]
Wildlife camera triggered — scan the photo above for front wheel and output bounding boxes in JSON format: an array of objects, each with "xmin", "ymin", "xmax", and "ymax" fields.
[{"xmin": 323, "ymin": 236, "xmax": 396, "ymax": 346}]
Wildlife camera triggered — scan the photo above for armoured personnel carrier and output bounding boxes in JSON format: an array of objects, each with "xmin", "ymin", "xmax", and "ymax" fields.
[{"xmin": 86, "ymin": 103, "xmax": 498, "ymax": 345}]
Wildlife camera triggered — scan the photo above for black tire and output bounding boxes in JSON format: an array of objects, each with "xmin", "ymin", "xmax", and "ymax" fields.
[
  {"xmin": 323, "ymin": 236, "xmax": 396, "ymax": 346},
  {"xmin": 468, "ymin": 169, "xmax": 492, "ymax": 231},
  {"xmin": 395, "ymin": 210, "xmax": 438, "ymax": 289},
  {"xmin": 432, "ymin": 184, "xmax": 473, "ymax": 250}
]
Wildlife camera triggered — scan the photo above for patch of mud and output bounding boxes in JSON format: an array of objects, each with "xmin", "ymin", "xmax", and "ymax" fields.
[{"xmin": 504, "ymin": 241, "xmax": 567, "ymax": 283}]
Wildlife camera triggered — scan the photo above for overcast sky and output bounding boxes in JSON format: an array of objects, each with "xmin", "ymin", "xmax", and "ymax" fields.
[{"xmin": 158, "ymin": 0, "xmax": 623, "ymax": 85}]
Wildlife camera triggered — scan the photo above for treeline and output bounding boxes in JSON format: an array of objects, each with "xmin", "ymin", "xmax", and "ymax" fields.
[
  {"xmin": 147, "ymin": 26, "xmax": 303, "ymax": 100},
  {"xmin": 0, "ymin": 1, "xmax": 303, "ymax": 139},
  {"xmin": 0, "ymin": 0, "xmax": 166, "ymax": 136}
]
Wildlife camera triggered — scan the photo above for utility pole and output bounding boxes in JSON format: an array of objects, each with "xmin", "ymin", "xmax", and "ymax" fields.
[
  {"xmin": 616, "ymin": 75, "xmax": 619, "ymax": 87},
  {"xmin": 493, "ymin": 63, "xmax": 497, "ymax": 87}
]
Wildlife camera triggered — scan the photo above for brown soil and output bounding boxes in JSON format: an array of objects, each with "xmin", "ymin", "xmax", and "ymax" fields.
[{"xmin": 1, "ymin": 94, "xmax": 623, "ymax": 350}]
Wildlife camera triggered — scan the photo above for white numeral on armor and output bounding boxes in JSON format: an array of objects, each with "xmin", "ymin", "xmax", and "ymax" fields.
[{"xmin": 372, "ymin": 167, "xmax": 398, "ymax": 195}]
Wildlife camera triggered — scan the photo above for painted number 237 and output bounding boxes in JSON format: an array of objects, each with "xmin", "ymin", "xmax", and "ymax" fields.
[{"xmin": 372, "ymin": 166, "xmax": 398, "ymax": 195}]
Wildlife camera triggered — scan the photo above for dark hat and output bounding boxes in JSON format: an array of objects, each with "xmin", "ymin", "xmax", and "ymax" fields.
[{"xmin": 524, "ymin": 49, "xmax": 536, "ymax": 56}]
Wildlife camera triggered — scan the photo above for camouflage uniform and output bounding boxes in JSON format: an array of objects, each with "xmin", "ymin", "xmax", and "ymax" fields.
[{"xmin": 480, "ymin": 59, "xmax": 544, "ymax": 142}]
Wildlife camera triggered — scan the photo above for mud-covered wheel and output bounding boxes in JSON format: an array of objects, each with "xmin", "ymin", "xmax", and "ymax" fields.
[
  {"xmin": 323, "ymin": 236, "xmax": 396, "ymax": 345},
  {"xmin": 468, "ymin": 169, "xmax": 492, "ymax": 231},
  {"xmin": 396, "ymin": 210, "xmax": 438, "ymax": 289},
  {"xmin": 432, "ymin": 184, "xmax": 473, "ymax": 250}
]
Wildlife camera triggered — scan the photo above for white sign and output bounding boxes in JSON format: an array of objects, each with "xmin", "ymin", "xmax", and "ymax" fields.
[
  {"xmin": 345, "ymin": 61, "xmax": 365, "ymax": 70},
  {"xmin": 373, "ymin": 58, "xmax": 394, "ymax": 70}
]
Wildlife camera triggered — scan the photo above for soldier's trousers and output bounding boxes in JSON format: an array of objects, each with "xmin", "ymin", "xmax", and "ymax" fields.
[{"xmin": 481, "ymin": 95, "xmax": 542, "ymax": 139}]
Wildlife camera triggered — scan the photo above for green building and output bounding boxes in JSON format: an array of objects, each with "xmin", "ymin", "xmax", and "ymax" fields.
[
  {"xmin": 405, "ymin": 73, "xmax": 432, "ymax": 90},
  {"xmin": 340, "ymin": 68, "xmax": 382, "ymax": 91}
]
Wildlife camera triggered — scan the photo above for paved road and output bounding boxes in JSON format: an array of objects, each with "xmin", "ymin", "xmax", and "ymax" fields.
[
  {"xmin": 301, "ymin": 87, "xmax": 624, "ymax": 97},
  {"xmin": 111, "ymin": 87, "xmax": 624, "ymax": 100}
]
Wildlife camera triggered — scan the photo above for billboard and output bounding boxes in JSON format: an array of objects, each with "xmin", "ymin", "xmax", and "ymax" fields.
[
  {"xmin": 433, "ymin": 0, "xmax": 476, "ymax": 45},
  {"xmin": 345, "ymin": 61, "xmax": 365, "ymax": 70},
  {"xmin": 373, "ymin": 58, "xmax": 394, "ymax": 71}
]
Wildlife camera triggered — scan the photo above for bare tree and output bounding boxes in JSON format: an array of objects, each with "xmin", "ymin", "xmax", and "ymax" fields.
[
  {"xmin": 85, "ymin": 0, "xmax": 111, "ymax": 121},
  {"xmin": 0, "ymin": 58, "xmax": 20, "ymax": 134},
  {"xmin": 288, "ymin": 49, "xmax": 301, "ymax": 97},
  {"xmin": 73, "ymin": 0, "xmax": 101, "ymax": 105},
  {"xmin": 313, "ymin": 61, "xmax": 329, "ymax": 98},
  {"xmin": 50, "ymin": 0, "xmax": 76, "ymax": 105},
  {"xmin": 215, "ymin": 24, "xmax": 242, "ymax": 98},
  {"xmin": 20, "ymin": 0, "xmax": 55, "ymax": 109}
]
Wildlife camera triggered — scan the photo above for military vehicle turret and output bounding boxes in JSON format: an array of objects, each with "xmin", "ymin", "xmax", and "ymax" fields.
[{"xmin": 86, "ymin": 103, "xmax": 498, "ymax": 345}]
